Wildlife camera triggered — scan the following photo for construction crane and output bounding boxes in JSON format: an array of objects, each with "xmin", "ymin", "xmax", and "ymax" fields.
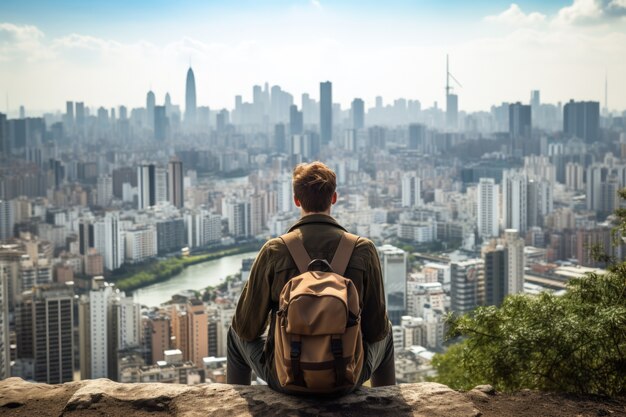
[{"xmin": 445, "ymin": 54, "xmax": 463, "ymax": 98}]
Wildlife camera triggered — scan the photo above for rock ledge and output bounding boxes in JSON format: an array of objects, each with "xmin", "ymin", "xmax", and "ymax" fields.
[{"xmin": 0, "ymin": 377, "xmax": 624, "ymax": 417}]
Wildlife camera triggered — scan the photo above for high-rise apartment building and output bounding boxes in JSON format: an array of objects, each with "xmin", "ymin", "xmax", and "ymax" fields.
[
  {"xmin": 79, "ymin": 277, "xmax": 141, "ymax": 381},
  {"xmin": 0, "ymin": 200, "xmax": 14, "ymax": 241},
  {"xmin": 96, "ymin": 174, "xmax": 113, "ymax": 207},
  {"xmin": 378, "ymin": 245, "xmax": 407, "ymax": 325},
  {"xmin": 320, "ymin": 81, "xmax": 332, "ymax": 144},
  {"xmin": 0, "ymin": 261, "xmax": 10, "ymax": 379},
  {"xmin": 502, "ymin": 171, "xmax": 528, "ymax": 234},
  {"xmin": 401, "ymin": 172, "xmax": 422, "ymax": 208},
  {"xmin": 184, "ymin": 210, "xmax": 222, "ymax": 248},
  {"xmin": 477, "ymin": 178, "xmax": 499, "ymax": 238},
  {"xmin": 527, "ymin": 179, "xmax": 553, "ymax": 228},
  {"xmin": 483, "ymin": 244, "xmax": 507, "ymax": 306},
  {"xmin": 147, "ymin": 316, "xmax": 171, "ymax": 365},
  {"xmin": 223, "ymin": 198, "xmax": 250, "ymax": 238},
  {"xmin": 79, "ymin": 277, "xmax": 114, "ymax": 379},
  {"xmin": 450, "ymin": 259, "xmax": 484, "ymax": 314},
  {"xmin": 94, "ymin": 212, "xmax": 124, "ymax": 271},
  {"xmin": 16, "ymin": 283, "xmax": 74, "ymax": 383},
  {"xmin": 137, "ymin": 164, "xmax": 156, "ymax": 210},
  {"xmin": 563, "ymin": 100, "xmax": 599, "ymax": 143},
  {"xmin": 505, "ymin": 229, "xmax": 525, "ymax": 295},
  {"xmin": 124, "ymin": 226, "xmax": 157, "ymax": 263},
  {"xmin": 168, "ymin": 157, "xmax": 184, "ymax": 209},
  {"xmin": 185, "ymin": 299, "xmax": 208, "ymax": 367}
]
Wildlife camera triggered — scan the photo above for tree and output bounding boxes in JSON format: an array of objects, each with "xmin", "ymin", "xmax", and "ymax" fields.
[{"xmin": 432, "ymin": 192, "xmax": 626, "ymax": 396}]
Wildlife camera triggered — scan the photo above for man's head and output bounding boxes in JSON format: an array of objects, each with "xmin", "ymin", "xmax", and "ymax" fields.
[{"xmin": 292, "ymin": 161, "xmax": 337, "ymax": 214}]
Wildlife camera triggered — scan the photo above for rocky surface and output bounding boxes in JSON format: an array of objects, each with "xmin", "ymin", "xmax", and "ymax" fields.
[{"xmin": 0, "ymin": 377, "xmax": 624, "ymax": 417}]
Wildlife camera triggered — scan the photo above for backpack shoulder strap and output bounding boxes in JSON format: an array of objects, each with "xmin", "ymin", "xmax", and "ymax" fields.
[
  {"xmin": 330, "ymin": 232, "xmax": 359, "ymax": 275},
  {"xmin": 280, "ymin": 230, "xmax": 311, "ymax": 274}
]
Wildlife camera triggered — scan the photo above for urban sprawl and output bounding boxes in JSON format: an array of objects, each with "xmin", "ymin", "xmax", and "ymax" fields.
[{"xmin": 0, "ymin": 67, "xmax": 623, "ymax": 386}]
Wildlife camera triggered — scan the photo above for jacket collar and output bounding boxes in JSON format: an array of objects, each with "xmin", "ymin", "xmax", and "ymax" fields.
[{"xmin": 287, "ymin": 213, "xmax": 348, "ymax": 233}]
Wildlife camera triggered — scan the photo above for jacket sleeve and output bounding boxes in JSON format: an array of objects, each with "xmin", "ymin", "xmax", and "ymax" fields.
[
  {"xmin": 231, "ymin": 241, "xmax": 273, "ymax": 341},
  {"xmin": 361, "ymin": 240, "xmax": 391, "ymax": 343}
]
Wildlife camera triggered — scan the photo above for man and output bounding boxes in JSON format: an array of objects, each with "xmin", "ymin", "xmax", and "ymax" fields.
[{"xmin": 227, "ymin": 161, "xmax": 395, "ymax": 392}]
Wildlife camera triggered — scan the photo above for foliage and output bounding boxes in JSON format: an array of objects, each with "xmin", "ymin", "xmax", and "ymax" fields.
[
  {"xmin": 432, "ymin": 190, "xmax": 626, "ymax": 396},
  {"xmin": 432, "ymin": 261, "xmax": 626, "ymax": 396}
]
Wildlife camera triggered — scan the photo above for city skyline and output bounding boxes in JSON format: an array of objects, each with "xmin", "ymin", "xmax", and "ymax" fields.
[{"xmin": 2, "ymin": 0, "xmax": 626, "ymax": 113}]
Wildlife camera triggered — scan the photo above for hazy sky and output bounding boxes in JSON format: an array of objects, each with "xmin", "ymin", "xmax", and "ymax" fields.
[{"xmin": 1, "ymin": 0, "xmax": 625, "ymax": 114}]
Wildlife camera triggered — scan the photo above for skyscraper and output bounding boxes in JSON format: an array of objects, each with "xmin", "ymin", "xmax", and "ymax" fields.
[
  {"xmin": 146, "ymin": 90, "xmax": 156, "ymax": 130},
  {"xmin": 320, "ymin": 81, "xmax": 332, "ymax": 144},
  {"xmin": 509, "ymin": 102, "xmax": 532, "ymax": 140},
  {"xmin": 477, "ymin": 178, "xmax": 500, "ymax": 239},
  {"xmin": 563, "ymin": 100, "xmax": 600, "ymax": 143},
  {"xmin": 168, "ymin": 156, "xmax": 184, "ymax": 209},
  {"xmin": 16, "ymin": 283, "xmax": 74, "ymax": 383},
  {"xmin": 446, "ymin": 93, "xmax": 458, "ymax": 129},
  {"xmin": 185, "ymin": 67, "xmax": 197, "ymax": 129},
  {"xmin": 154, "ymin": 105, "xmax": 168, "ymax": 141},
  {"xmin": 75, "ymin": 102, "xmax": 85, "ymax": 134},
  {"xmin": 274, "ymin": 123, "xmax": 287, "ymax": 154},
  {"xmin": 64, "ymin": 101, "xmax": 74, "ymax": 131},
  {"xmin": 351, "ymin": 98, "xmax": 364, "ymax": 130},
  {"xmin": 289, "ymin": 105, "xmax": 303, "ymax": 135},
  {"xmin": 137, "ymin": 164, "xmax": 156, "ymax": 209}
]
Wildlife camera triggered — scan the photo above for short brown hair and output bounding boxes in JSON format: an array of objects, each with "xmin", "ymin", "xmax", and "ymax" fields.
[{"xmin": 292, "ymin": 161, "xmax": 336, "ymax": 213}]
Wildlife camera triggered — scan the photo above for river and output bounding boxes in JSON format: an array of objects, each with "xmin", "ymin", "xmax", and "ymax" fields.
[{"xmin": 132, "ymin": 251, "xmax": 258, "ymax": 307}]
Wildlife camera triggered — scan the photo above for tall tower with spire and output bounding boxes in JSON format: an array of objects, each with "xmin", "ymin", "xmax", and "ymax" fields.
[{"xmin": 185, "ymin": 67, "xmax": 197, "ymax": 130}]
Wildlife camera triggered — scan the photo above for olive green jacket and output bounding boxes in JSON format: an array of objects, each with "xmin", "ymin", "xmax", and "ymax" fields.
[{"xmin": 231, "ymin": 213, "xmax": 390, "ymax": 343}]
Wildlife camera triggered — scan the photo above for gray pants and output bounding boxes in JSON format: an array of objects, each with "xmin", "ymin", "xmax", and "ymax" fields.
[{"xmin": 226, "ymin": 326, "xmax": 395, "ymax": 392}]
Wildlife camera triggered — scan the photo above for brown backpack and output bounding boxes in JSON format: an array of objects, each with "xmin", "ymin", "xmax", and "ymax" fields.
[{"xmin": 274, "ymin": 230, "xmax": 364, "ymax": 394}]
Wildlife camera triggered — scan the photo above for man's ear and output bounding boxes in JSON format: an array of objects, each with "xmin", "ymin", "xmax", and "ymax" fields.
[
  {"xmin": 293, "ymin": 195, "xmax": 302, "ymax": 208},
  {"xmin": 331, "ymin": 192, "xmax": 337, "ymax": 205}
]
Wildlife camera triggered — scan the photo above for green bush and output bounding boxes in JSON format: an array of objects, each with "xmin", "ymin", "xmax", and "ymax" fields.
[{"xmin": 432, "ymin": 260, "xmax": 626, "ymax": 396}]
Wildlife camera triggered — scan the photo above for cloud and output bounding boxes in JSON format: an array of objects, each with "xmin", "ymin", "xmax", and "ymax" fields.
[
  {"xmin": 311, "ymin": 0, "xmax": 322, "ymax": 8},
  {"xmin": 484, "ymin": 4, "xmax": 547, "ymax": 25},
  {"xmin": 0, "ymin": 22, "xmax": 51, "ymax": 61},
  {"xmin": 486, "ymin": 0, "xmax": 626, "ymax": 27},
  {"xmin": 554, "ymin": 0, "xmax": 626, "ymax": 25}
]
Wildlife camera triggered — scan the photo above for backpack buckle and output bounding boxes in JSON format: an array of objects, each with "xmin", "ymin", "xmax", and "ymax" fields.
[{"xmin": 290, "ymin": 341, "xmax": 301, "ymax": 358}]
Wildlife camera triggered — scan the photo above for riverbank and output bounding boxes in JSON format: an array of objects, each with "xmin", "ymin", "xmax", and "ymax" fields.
[{"xmin": 110, "ymin": 241, "xmax": 263, "ymax": 292}]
